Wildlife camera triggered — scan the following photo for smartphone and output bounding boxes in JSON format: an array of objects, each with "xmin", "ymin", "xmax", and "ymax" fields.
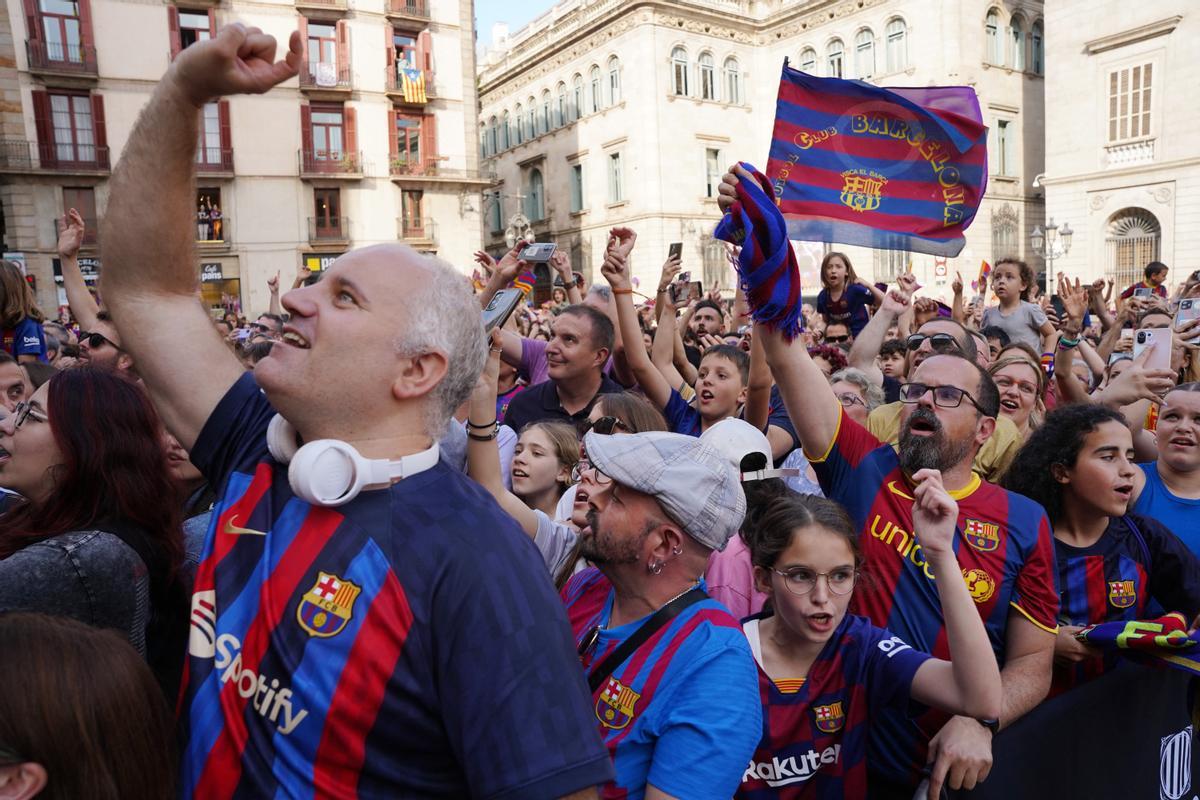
[
  {"xmin": 668, "ymin": 242, "xmax": 683, "ymax": 261},
  {"xmin": 1050, "ymin": 294, "xmax": 1066, "ymax": 320},
  {"xmin": 677, "ymin": 271, "xmax": 691, "ymax": 284},
  {"xmin": 1176, "ymin": 298, "xmax": 1200, "ymax": 345},
  {"xmin": 518, "ymin": 242, "xmax": 557, "ymax": 263},
  {"xmin": 482, "ymin": 288, "xmax": 524, "ymax": 334},
  {"xmin": 236, "ymin": 328, "xmax": 251, "ymax": 341},
  {"xmin": 1133, "ymin": 328, "xmax": 1171, "ymax": 371},
  {"xmin": 1133, "ymin": 287, "xmax": 1153, "ymax": 298},
  {"xmin": 671, "ymin": 280, "xmax": 703, "ymax": 305},
  {"xmin": 1120, "ymin": 328, "xmax": 1134, "ymax": 342}
]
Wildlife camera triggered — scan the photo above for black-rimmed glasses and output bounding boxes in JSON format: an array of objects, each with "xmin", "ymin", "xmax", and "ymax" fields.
[
  {"xmin": 78, "ymin": 331, "xmax": 121, "ymax": 351},
  {"xmin": 570, "ymin": 458, "xmax": 613, "ymax": 485},
  {"xmin": 899, "ymin": 382, "xmax": 985, "ymax": 413},
  {"xmin": 11, "ymin": 401, "xmax": 47, "ymax": 429}
]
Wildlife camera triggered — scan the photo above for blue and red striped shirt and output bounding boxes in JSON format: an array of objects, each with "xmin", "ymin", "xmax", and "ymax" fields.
[
  {"xmin": 737, "ymin": 612, "xmax": 930, "ymax": 799},
  {"xmin": 180, "ymin": 373, "xmax": 611, "ymax": 799},
  {"xmin": 808, "ymin": 409, "xmax": 1059, "ymax": 783},
  {"xmin": 562, "ymin": 568, "xmax": 762, "ymax": 800}
]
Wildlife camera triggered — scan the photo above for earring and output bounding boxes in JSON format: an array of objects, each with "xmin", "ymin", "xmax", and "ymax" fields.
[
  {"xmin": 671, "ymin": 546, "xmax": 682, "ymax": 556},
  {"xmin": 648, "ymin": 560, "xmax": 663, "ymax": 575}
]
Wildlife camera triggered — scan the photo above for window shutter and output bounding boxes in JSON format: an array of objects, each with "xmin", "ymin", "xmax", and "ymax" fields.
[
  {"xmin": 300, "ymin": 103, "xmax": 312, "ymax": 167},
  {"xmin": 422, "ymin": 113, "xmax": 436, "ymax": 170},
  {"xmin": 77, "ymin": 0, "xmax": 95, "ymax": 51},
  {"xmin": 344, "ymin": 105, "xmax": 357, "ymax": 165},
  {"xmin": 387, "ymin": 108, "xmax": 398, "ymax": 163},
  {"xmin": 418, "ymin": 30, "xmax": 432, "ymax": 72},
  {"xmin": 385, "ymin": 26, "xmax": 395, "ymax": 85},
  {"xmin": 91, "ymin": 94, "xmax": 108, "ymax": 167},
  {"xmin": 298, "ymin": 16, "xmax": 308, "ymax": 80},
  {"xmin": 167, "ymin": 7, "xmax": 181, "ymax": 59},
  {"xmin": 217, "ymin": 100, "xmax": 232, "ymax": 169},
  {"xmin": 206, "ymin": 8, "xmax": 216, "ymax": 38},
  {"xmin": 336, "ymin": 20, "xmax": 349, "ymax": 81},
  {"xmin": 22, "ymin": 0, "xmax": 41, "ymax": 45},
  {"xmin": 31, "ymin": 90, "xmax": 53, "ymax": 167}
]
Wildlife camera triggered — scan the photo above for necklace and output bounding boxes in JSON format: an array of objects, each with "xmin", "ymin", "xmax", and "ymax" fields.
[{"xmin": 578, "ymin": 580, "xmax": 701, "ymax": 657}]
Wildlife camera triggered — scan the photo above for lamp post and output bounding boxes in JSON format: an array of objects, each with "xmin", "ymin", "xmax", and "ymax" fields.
[{"xmin": 1030, "ymin": 217, "xmax": 1073, "ymax": 292}]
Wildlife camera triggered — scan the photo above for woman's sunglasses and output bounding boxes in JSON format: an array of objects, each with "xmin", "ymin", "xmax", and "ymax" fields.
[{"xmin": 577, "ymin": 415, "xmax": 629, "ymax": 437}]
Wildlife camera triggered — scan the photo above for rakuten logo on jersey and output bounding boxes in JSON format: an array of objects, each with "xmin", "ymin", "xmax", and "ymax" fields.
[{"xmin": 743, "ymin": 745, "xmax": 842, "ymax": 787}]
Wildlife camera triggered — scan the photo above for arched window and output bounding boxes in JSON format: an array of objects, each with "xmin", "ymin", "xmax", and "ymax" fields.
[
  {"xmin": 527, "ymin": 168, "xmax": 545, "ymax": 220},
  {"xmin": 826, "ymin": 39, "xmax": 844, "ymax": 78},
  {"xmin": 488, "ymin": 116, "xmax": 498, "ymax": 155},
  {"xmin": 855, "ymin": 29, "xmax": 875, "ymax": 79},
  {"xmin": 555, "ymin": 83, "xmax": 567, "ymax": 127},
  {"xmin": 1010, "ymin": 14, "xmax": 1025, "ymax": 71},
  {"xmin": 699, "ymin": 52, "xmax": 716, "ymax": 100},
  {"xmin": 572, "ymin": 74, "xmax": 584, "ymax": 121},
  {"xmin": 514, "ymin": 104, "xmax": 524, "ymax": 144},
  {"xmin": 985, "ymin": 9, "xmax": 1002, "ymax": 65},
  {"xmin": 723, "ymin": 57, "xmax": 741, "ymax": 104},
  {"xmin": 671, "ymin": 46, "xmax": 689, "ymax": 96},
  {"xmin": 1031, "ymin": 21, "xmax": 1043, "ymax": 75},
  {"xmin": 500, "ymin": 111, "xmax": 510, "ymax": 150},
  {"xmin": 540, "ymin": 90, "xmax": 551, "ymax": 135},
  {"xmin": 799, "ymin": 47, "xmax": 817, "ymax": 73},
  {"xmin": 885, "ymin": 18, "xmax": 907, "ymax": 72},
  {"xmin": 526, "ymin": 98, "xmax": 536, "ymax": 138},
  {"xmin": 1106, "ymin": 208, "xmax": 1161, "ymax": 287},
  {"xmin": 479, "ymin": 125, "xmax": 487, "ymax": 158},
  {"xmin": 608, "ymin": 56, "xmax": 622, "ymax": 104},
  {"xmin": 589, "ymin": 65, "xmax": 602, "ymax": 112}
]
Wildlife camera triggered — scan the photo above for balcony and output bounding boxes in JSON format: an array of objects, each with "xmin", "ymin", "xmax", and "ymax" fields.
[
  {"xmin": 308, "ymin": 217, "xmax": 349, "ymax": 244},
  {"xmin": 0, "ymin": 139, "xmax": 37, "ymax": 172},
  {"xmin": 0, "ymin": 139, "xmax": 109, "ymax": 173},
  {"xmin": 389, "ymin": 156, "xmax": 492, "ymax": 186},
  {"xmin": 26, "ymin": 40, "xmax": 98, "ymax": 79},
  {"xmin": 298, "ymin": 149, "xmax": 363, "ymax": 179},
  {"xmin": 385, "ymin": 67, "xmax": 435, "ymax": 103},
  {"xmin": 398, "ymin": 216, "xmax": 437, "ymax": 245},
  {"xmin": 1104, "ymin": 138, "xmax": 1156, "ymax": 169},
  {"xmin": 196, "ymin": 145, "xmax": 234, "ymax": 175},
  {"xmin": 385, "ymin": 0, "xmax": 430, "ymax": 21},
  {"xmin": 299, "ymin": 62, "xmax": 352, "ymax": 94},
  {"xmin": 54, "ymin": 215, "xmax": 99, "ymax": 247}
]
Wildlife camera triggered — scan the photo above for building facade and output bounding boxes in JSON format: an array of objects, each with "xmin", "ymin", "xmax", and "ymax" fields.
[
  {"xmin": 0, "ymin": 0, "xmax": 487, "ymax": 318},
  {"xmin": 1042, "ymin": 2, "xmax": 1197, "ymax": 290},
  {"xmin": 477, "ymin": 0, "xmax": 1046, "ymax": 301}
]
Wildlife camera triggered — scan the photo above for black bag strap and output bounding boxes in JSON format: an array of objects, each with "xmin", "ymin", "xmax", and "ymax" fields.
[
  {"xmin": 585, "ymin": 587, "xmax": 707, "ymax": 694},
  {"xmin": 1122, "ymin": 515, "xmax": 1152, "ymax": 567}
]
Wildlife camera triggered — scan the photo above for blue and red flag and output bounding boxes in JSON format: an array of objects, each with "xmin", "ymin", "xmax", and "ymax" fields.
[
  {"xmin": 513, "ymin": 269, "xmax": 536, "ymax": 294},
  {"xmin": 766, "ymin": 61, "xmax": 988, "ymax": 257}
]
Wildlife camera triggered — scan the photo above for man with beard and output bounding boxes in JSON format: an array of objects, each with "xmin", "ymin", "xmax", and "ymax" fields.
[{"xmin": 563, "ymin": 430, "xmax": 762, "ymax": 800}]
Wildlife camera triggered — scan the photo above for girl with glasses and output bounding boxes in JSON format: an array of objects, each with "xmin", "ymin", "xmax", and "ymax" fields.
[{"xmin": 737, "ymin": 487, "xmax": 1000, "ymax": 798}]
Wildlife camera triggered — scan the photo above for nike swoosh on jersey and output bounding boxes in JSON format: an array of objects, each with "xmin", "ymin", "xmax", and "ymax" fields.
[{"xmin": 223, "ymin": 515, "xmax": 267, "ymax": 536}]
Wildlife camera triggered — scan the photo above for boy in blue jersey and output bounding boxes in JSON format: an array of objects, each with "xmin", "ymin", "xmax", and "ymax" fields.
[
  {"xmin": 718, "ymin": 164, "xmax": 1058, "ymax": 800},
  {"xmin": 1131, "ymin": 384, "xmax": 1200, "ymax": 554},
  {"xmin": 99, "ymin": 25, "xmax": 611, "ymax": 800},
  {"xmin": 565, "ymin": 428, "xmax": 762, "ymax": 800}
]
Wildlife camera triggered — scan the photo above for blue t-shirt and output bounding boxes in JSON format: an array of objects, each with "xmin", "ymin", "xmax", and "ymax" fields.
[
  {"xmin": 738, "ymin": 613, "xmax": 929, "ymax": 799},
  {"xmin": 563, "ymin": 568, "xmax": 762, "ymax": 800},
  {"xmin": 1134, "ymin": 463, "xmax": 1200, "ymax": 555},
  {"xmin": 663, "ymin": 387, "xmax": 702, "ymax": 437},
  {"xmin": 180, "ymin": 373, "xmax": 612, "ymax": 799},
  {"xmin": 2, "ymin": 317, "xmax": 45, "ymax": 361},
  {"xmin": 816, "ymin": 284, "xmax": 873, "ymax": 336}
]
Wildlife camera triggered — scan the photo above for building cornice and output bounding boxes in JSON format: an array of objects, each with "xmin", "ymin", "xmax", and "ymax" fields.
[
  {"xmin": 1039, "ymin": 155, "xmax": 1200, "ymax": 187},
  {"xmin": 1083, "ymin": 16, "xmax": 1182, "ymax": 55}
]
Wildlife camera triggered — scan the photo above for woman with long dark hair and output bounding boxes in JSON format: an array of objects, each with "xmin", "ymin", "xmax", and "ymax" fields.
[{"xmin": 0, "ymin": 367, "xmax": 185, "ymax": 693}]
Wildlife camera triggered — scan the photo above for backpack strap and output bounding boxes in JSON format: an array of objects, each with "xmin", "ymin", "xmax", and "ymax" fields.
[{"xmin": 1122, "ymin": 515, "xmax": 1152, "ymax": 567}]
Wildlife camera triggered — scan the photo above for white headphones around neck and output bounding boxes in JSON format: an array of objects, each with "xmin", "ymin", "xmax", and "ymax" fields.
[{"xmin": 266, "ymin": 415, "xmax": 440, "ymax": 507}]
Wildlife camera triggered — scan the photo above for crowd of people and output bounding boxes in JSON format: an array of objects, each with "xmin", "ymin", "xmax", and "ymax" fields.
[{"xmin": 0, "ymin": 23, "xmax": 1198, "ymax": 800}]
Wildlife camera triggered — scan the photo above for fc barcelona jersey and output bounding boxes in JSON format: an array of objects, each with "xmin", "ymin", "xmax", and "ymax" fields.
[
  {"xmin": 562, "ymin": 569, "xmax": 762, "ymax": 800},
  {"xmin": 1053, "ymin": 514, "xmax": 1200, "ymax": 694},
  {"xmin": 737, "ymin": 613, "xmax": 930, "ymax": 799},
  {"xmin": 808, "ymin": 409, "xmax": 1059, "ymax": 783},
  {"xmin": 180, "ymin": 373, "xmax": 612, "ymax": 799}
]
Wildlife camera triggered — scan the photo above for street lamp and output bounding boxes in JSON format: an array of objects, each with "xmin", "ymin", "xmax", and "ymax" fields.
[
  {"xmin": 1030, "ymin": 217, "xmax": 1073, "ymax": 292},
  {"xmin": 502, "ymin": 190, "xmax": 534, "ymax": 249}
]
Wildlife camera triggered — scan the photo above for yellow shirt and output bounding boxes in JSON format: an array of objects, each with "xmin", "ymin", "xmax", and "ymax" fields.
[{"xmin": 865, "ymin": 401, "xmax": 1022, "ymax": 484}]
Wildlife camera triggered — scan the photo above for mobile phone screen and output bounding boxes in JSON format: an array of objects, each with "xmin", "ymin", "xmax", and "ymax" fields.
[{"xmin": 668, "ymin": 242, "xmax": 682, "ymax": 261}]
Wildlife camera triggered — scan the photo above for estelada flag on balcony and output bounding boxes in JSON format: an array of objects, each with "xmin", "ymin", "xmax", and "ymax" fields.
[
  {"xmin": 401, "ymin": 68, "xmax": 427, "ymax": 104},
  {"xmin": 766, "ymin": 61, "xmax": 988, "ymax": 257}
]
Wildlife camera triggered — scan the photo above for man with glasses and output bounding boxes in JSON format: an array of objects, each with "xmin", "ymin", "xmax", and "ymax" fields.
[
  {"xmin": 822, "ymin": 321, "xmax": 853, "ymax": 348},
  {"xmin": 251, "ymin": 313, "xmax": 284, "ymax": 341},
  {"xmin": 565, "ymin": 429, "xmax": 762, "ymax": 800},
  {"xmin": 78, "ymin": 311, "xmax": 134, "ymax": 373}
]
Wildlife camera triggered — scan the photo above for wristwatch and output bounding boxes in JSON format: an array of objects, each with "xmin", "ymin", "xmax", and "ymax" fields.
[{"xmin": 977, "ymin": 718, "xmax": 1000, "ymax": 734}]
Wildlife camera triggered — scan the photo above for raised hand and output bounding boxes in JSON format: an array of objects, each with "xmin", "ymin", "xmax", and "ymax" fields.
[
  {"xmin": 550, "ymin": 249, "xmax": 572, "ymax": 281},
  {"xmin": 881, "ymin": 288, "xmax": 911, "ymax": 316},
  {"xmin": 1098, "ymin": 345, "xmax": 1176, "ymax": 406},
  {"xmin": 267, "ymin": 270, "xmax": 280, "ymax": 294},
  {"xmin": 951, "ymin": 271, "xmax": 963, "ymax": 296},
  {"xmin": 716, "ymin": 163, "xmax": 754, "ymax": 214},
  {"xmin": 171, "ymin": 24, "xmax": 302, "ymax": 107},
  {"xmin": 896, "ymin": 271, "xmax": 921, "ymax": 299},
  {"xmin": 911, "ymin": 469, "xmax": 958, "ymax": 557},
  {"xmin": 601, "ymin": 249, "xmax": 632, "ymax": 291},
  {"xmin": 607, "ymin": 227, "xmax": 637, "ymax": 260},
  {"xmin": 56, "ymin": 208, "xmax": 85, "ymax": 259},
  {"xmin": 1057, "ymin": 275, "xmax": 1087, "ymax": 324},
  {"xmin": 493, "ymin": 244, "xmax": 526, "ymax": 284},
  {"xmin": 913, "ymin": 296, "xmax": 939, "ymax": 327},
  {"xmin": 473, "ymin": 250, "xmax": 497, "ymax": 273},
  {"xmin": 658, "ymin": 253, "xmax": 682, "ymax": 294}
]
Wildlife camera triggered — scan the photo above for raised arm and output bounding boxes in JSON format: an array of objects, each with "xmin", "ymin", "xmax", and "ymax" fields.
[
  {"xmin": 550, "ymin": 250, "xmax": 583, "ymax": 306},
  {"xmin": 99, "ymin": 24, "xmax": 301, "ymax": 449},
  {"xmin": 602, "ymin": 229, "xmax": 672, "ymax": 410},
  {"xmin": 267, "ymin": 271, "xmax": 282, "ymax": 316},
  {"xmin": 650, "ymin": 295, "xmax": 686, "ymax": 394},
  {"xmin": 56, "ymin": 208, "xmax": 99, "ymax": 332},
  {"xmin": 847, "ymin": 281, "xmax": 912, "ymax": 386},
  {"xmin": 950, "ymin": 272, "xmax": 965, "ymax": 324}
]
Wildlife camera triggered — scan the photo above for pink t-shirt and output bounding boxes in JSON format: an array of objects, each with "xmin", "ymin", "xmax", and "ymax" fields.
[{"xmin": 704, "ymin": 533, "xmax": 767, "ymax": 621}]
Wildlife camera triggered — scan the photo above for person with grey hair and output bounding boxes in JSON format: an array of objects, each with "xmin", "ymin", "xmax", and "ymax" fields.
[
  {"xmin": 830, "ymin": 366, "xmax": 885, "ymax": 427},
  {"xmin": 97, "ymin": 25, "xmax": 612, "ymax": 800}
]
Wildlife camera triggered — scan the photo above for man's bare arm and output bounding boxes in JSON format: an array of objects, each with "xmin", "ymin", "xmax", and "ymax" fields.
[
  {"xmin": 100, "ymin": 25, "xmax": 301, "ymax": 449},
  {"xmin": 56, "ymin": 209, "xmax": 100, "ymax": 331}
]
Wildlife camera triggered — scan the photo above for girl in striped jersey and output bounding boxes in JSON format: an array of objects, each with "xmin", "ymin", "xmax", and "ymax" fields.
[
  {"xmin": 737, "ymin": 485, "xmax": 1001, "ymax": 799},
  {"xmin": 1003, "ymin": 404, "xmax": 1200, "ymax": 694}
]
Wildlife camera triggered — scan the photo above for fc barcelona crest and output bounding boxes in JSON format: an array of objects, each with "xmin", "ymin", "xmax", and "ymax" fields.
[
  {"xmin": 596, "ymin": 677, "xmax": 641, "ymax": 730},
  {"xmin": 813, "ymin": 701, "xmax": 845, "ymax": 733},
  {"xmin": 839, "ymin": 169, "xmax": 887, "ymax": 213},
  {"xmin": 963, "ymin": 519, "xmax": 1000, "ymax": 553},
  {"xmin": 296, "ymin": 571, "xmax": 361, "ymax": 638},
  {"xmin": 1108, "ymin": 580, "xmax": 1136, "ymax": 609}
]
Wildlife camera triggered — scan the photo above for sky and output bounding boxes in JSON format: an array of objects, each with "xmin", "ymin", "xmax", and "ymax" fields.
[{"xmin": 475, "ymin": 0, "xmax": 554, "ymax": 48}]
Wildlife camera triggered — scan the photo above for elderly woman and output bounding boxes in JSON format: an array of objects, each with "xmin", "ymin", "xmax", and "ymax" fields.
[{"xmin": 829, "ymin": 367, "xmax": 885, "ymax": 427}]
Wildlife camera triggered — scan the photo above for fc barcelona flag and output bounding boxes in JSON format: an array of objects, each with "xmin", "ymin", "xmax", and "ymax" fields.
[{"xmin": 765, "ymin": 61, "xmax": 988, "ymax": 257}]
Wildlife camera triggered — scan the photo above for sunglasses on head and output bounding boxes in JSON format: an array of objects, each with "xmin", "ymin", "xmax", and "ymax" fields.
[
  {"xmin": 577, "ymin": 415, "xmax": 628, "ymax": 437},
  {"xmin": 904, "ymin": 333, "xmax": 962, "ymax": 354},
  {"xmin": 78, "ymin": 330, "xmax": 120, "ymax": 351}
]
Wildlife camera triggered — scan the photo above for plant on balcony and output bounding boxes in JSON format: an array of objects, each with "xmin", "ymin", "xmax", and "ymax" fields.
[{"xmin": 340, "ymin": 154, "xmax": 358, "ymax": 172}]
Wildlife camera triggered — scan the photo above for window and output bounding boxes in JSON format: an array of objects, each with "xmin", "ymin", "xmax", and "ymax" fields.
[
  {"xmin": 307, "ymin": 22, "xmax": 337, "ymax": 72},
  {"xmin": 540, "ymin": 91, "xmax": 551, "ymax": 135},
  {"xmin": 590, "ymin": 65, "xmax": 602, "ymax": 112},
  {"xmin": 62, "ymin": 187, "xmax": 96, "ymax": 245},
  {"xmin": 394, "ymin": 114, "xmax": 422, "ymax": 168},
  {"xmin": 310, "ymin": 104, "xmax": 344, "ymax": 161},
  {"xmin": 1108, "ymin": 64, "xmax": 1152, "ymax": 142},
  {"xmin": 885, "ymin": 19, "xmax": 907, "ymax": 72},
  {"xmin": 985, "ymin": 9, "xmax": 1002, "ymax": 65},
  {"xmin": 572, "ymin": 74, "xmax": 584, "ymax": 121},
  {"xmin": 799, "ymin": 47, "xmax": 817, "ymax": 73},
  {"xmin": 995, "ymin": 119, "xmax": 1014, "ymax": 176},
  {"xmin": 488, "ymin": 116, "xmax": 497, "ymax": 154},
  {"xmin": 526, "ymin": 98, "xmax": 536, "ymax": 138},
  {"xmin": 178, "ymin": 9, "xmax": 211, "ymax": 49},
  {"xmin": 698, "ymin": 52, "xmax": 716, "ymax": 100},
  {"xmin": 705, "ymin": 148, "xmax": 721, "ymax": 198},
  {"xmin": 569, "ymin": 163, "xmax": 584, "ymax": 213},
  {"xmin": 392, "ymin": 30, "xmax": 417, "ymax": 69},
  {"xmin": 49, "ymin": 92, "xmax": 95, "ymax": 163},
  {"xmin": 526, "ymin": 168, "xmax": 544, "ymax": 220},
  {"xmin": 1031, "ymin": 21, "xmax": 1043, "ymax": 75},
  {"xmin": 514, "ymin": 104, "xmax": 524, "ymax": 144},
  {"xmin": 195, "ymin": 187, "xmax": 223, "ymax": 242},
  {"xmin": 991, "ymin": 204, "xmax": 1019, "ymax": 264},
  {"xmin": 1105, "ymin": 208, "xmax": 1160, "ymax": 287},
  {"xmin": 1009, "ymin": 15, "xmax": 1025, "ymax": 71},
  {"xmin": 855, "ymin": 29, "xmax": 875, "ymax": 79},
  {"xmin": 196, "ymin": 102, "xmax": 223, "ymax": 167},
  {"xmin": 501, "ymin": 112, "xmax": 511, "ymax": 150},
  {"xmin": 671, "ymin": 47, "xmax": 689, "ymax": 96},
  {"xmin": 723, "ymin": 57, "xmax": 741, "ymax": 105},
  {"xmin": 872, "ymin": 248, "xmax": 910, "ymax": 281},
  {"xmin": 608, "ymin": 56, "xmax": 621, "ymax": 104},
  {"xmin": 479, "ymin": 127, "xmax": 486, "ymax": 159},
  {"xmin": 38, "ymin": 0, "xmax": 82, "ymax": 63},
  {"xmin": 313, "ymin": 188, "xmax": 342, "ymax": 237},
  {"xmin": 488, "ymin": 191, "xmax": 503, "ymax": 233},
  {"xmin": 401, "ymin": 189, "xmax": 424, "ymax": 237},
  {"xmin": 555, "ymin": 83, "xmax": 567, "ymax": 128},
  {"xmin": 826, "ymin": 40, "xmax": 844, "ymax": 78},
  {"xmin": 607, "ymin": 152, "xmax": 623, "ymax": 204}
]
